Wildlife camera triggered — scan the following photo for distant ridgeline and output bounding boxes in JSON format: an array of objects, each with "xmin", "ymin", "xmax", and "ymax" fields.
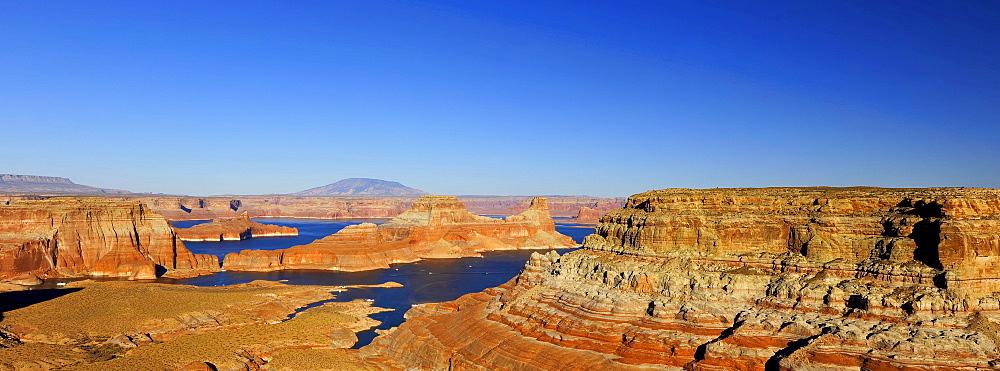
[
  {"xmin": 292, "ymin": 178, "xmax": 428, "ymax": 196},
  {"xmin": 0, "ymin": 174, "xmax": 129, "ymax": 194}
]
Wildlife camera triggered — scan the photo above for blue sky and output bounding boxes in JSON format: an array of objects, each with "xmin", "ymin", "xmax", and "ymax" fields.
[{"xmin": 1, "ymin": 1, "xmax": 998, "ymax": 197}]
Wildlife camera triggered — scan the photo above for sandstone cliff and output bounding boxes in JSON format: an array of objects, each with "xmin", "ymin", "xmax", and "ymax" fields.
[
  {"xmin": 362, "ymin": 187, "xmax": 1000, "ymax": 370},
  {"xmin": 131, "ymin": 196, "xmax": 412, "ymax": 221},
  {"xmin": 0, "ymin": 198, "xmax": 219, "ymax": 281},
  {"xmin": 223, "ymin": 196, "xmax": 577, "ymax": 272},
  {"xmin": 565, "ymin": 198, "xmax": 626, "ymax": 224},
  {"xmin": 173, "ymin": 213, "xmax": 298, "ymax": 241},
  {"xmin": 124, "ymin": 195, "xmax": 624, "ymax": 221},
  {"xmin": 461, "ymin": 196, "xmax": 627, "ymax": 217}
]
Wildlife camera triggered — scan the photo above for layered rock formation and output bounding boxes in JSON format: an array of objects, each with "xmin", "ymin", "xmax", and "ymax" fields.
[
  {"xmin": 362, "ymin": 187, "xmax": 1000, "ymax": 370},
  {"xmin": 131, "ymin": 196, "xmax": 412, "ymax": 221},
  {"xmin": 461, "ymin": 196, "xmax": 627, "ymax": 217},
  {"xmin": 223, "ymin": 196, "xmax": 577, "ymax": 272},
  {"xmin": 173, "ymin": 213, "xmax": 298, "ymax": 241},
  {"xmin": 565, "ymin": 198, "xmax": 626, "ymax": 224},
  {"xmin": 122, "ymin": 195, "xmax": 624, "ymax": 221},
  {"xmin": 0, "ymin": 198, "xmax": 219, "ymax": 281}
]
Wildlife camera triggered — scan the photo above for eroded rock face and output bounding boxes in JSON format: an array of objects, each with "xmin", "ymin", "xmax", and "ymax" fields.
[
  {"xmin": 0, "ymin": 198, "xmax": 219, "ymax": 281},
  {"xmin": 133, "ymin": 196, "xmax": 412, "ymax": 221},
  {"xmin": 125, "ymin": 195, "xmax": 626, "ymax": 221},
  {"xmin": 566, "ymin": 199, "xmax": 626, "ymax": 224},
  {"xmin": 173, "ymin": 212, "xmax": 298, "ymax": 241},
  {"xmin": 361, "ymin": 187, "xmax": 1000, "ymax": 370},
  {"xmin": 223, "ymin": 196, "xmax": 577, "ymax": 272},
  {"xmin": 461, "ymin": 196, "xmax": 628, "ymax": 217}
]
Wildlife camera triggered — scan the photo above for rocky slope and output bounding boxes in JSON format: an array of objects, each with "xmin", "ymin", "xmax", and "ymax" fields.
[
  {"xmin": 223, "ymin": 196, "xmax": 577, "ymax": 272},
  {"xmin": 361, "ymin": 187, "xmax": 1000, "ymax": 370},
  {"xmin": 0, "ymin": 174, "xmax": 128, "ymax": 195},
  {"xmin": 0, "ymin": 198, "xmax": 219, "ymax": 281},
  {"xmin": 173, "ymin": 213, "xmax": 298, "ymax": 241},
  {"xmin": 292, "ymin": 178, "xmax": 428, "ymax": 196}
]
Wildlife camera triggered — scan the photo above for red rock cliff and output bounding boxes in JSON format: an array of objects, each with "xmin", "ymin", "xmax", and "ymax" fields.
[
  {"xmin": 461, "ymin": 196, "xmax": 627, "ymax": 217},
  {"xmin": 222, "ymin": 196, "xmax": 576, "ymax": 272},
  {"xmin": 0, "ymin": 198, "xmax": 219, "ymax": 281},
  {"xmin": 130, "ymin": 196, "xmax": 412, "ymax": 221},
  {"xmin": 173, "ymin": 212, "xmax": 298, "ymax": 241},
  {"xmin": 361, "ymin": 187, "xmax": 1000, "ymax": 370},
  {"xmin": 121, "ymin": 195, "xmax": 626, "ymax": 221}
]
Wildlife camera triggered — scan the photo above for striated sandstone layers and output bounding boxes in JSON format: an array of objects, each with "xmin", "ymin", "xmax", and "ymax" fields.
[
  {"xmin": 0, "ymin": 198, "xmax": 218, "ymax": 281},
  {"xmin": 566, "ymin": 198, "xmax": 627, "ymax": 224},
  {"xmin": 173, "ymin": 213, "xmax": 298, "ymax": 241},
  {"xmin": 362, "ymin": 187, "xmax": 1000, "ymax": 370},
  {"xmin": 223, "ymin": 196, "xmax": 577, "ymax": 272},
  {"xmin": 461, "ymin": 196, "xmax": 627, "ymax": 217}
]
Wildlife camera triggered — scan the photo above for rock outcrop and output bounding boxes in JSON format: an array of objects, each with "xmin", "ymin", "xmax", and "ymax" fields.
[
  {"xmin": 123, "ymin": 195, "xmax": 625, "ymax": 221},
  {"xmin": 461, "ymin": 196, "xmax": 628, "ymax": 217},
  {"xmin": 223, "ymin": 196, "xmax": 577, "ymax": 272},
  {"xmin": 173, "ymin": 213, "xmax": 298, "ymax": 241},
  {"xmin": 0, "ymin": 198, "xmax": 219, "ymax": 281},
  {"xmin": 361, "ymin": 187, "xmax": 1000, "ymax": 370},
  {"xmin": 566, "ymin": 201, "xmax": 624, "ymax": 224},
  {"xmin": 131, "ymin": 196, "xmax": 413, "ymax": 221},
  {"xmin": 566, "ymin": 199, "xmax": 626, "ymax": 224}
]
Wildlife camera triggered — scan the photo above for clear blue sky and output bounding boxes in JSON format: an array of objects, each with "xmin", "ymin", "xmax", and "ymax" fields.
[{"xmin": 2, "ymin": 1, "xmax": 998, "ymax": 197}]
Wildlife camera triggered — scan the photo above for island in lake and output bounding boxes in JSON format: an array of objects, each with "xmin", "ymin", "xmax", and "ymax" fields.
[{"xmin": 222, "ymin": 195, "xmax": 577, "ymax": 272}]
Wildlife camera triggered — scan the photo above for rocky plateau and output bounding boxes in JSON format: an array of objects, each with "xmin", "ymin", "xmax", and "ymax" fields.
[
  {"xmin": 173, "ymin": 213, "xmax": 298, "ymax": 241},
  {"xmin": 223, "ymin": 196, "xmax": 577, "ymax": 272},
  {"xmin": 105, "ymin": 195, "xmax": 623, "ymax": 221},
  {"xmin": 361, "ymin": 187, "xmax": 1000, "ymax": 370},
  {"xmin": 0, "ymin": 280, "xmax": 388, "ymax": 370}
]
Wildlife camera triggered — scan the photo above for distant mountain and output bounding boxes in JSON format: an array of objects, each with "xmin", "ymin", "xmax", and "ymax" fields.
[
  {"xmin": 292, "ymin": 178, "xmax": 428, "ymax": 196},
  {"xmin": 0, "ymin": 174, "xmax": 129, "ymax": 194}
]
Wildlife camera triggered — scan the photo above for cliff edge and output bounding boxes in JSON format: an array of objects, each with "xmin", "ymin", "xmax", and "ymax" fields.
[
  {"xmin": 0, "ymin": 198, "xmax": 219, "ymax": 282},
  {"xmin": 173, "ymin": 213, "xmax": 298, "ymax": 241},
  {"xmin": 223, "ymin": 195, "xmax": 576, "ymax": 272},
  {"xmin": 361, "ymin": 187, "xmax": 1000, "ymax": 370}
]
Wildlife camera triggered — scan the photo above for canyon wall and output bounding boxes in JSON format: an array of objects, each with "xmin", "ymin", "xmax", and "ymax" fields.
[
  {"xmin": 130, "ymin": 196, "xmax": 412, "ymax": 220},
  {"xmin": 461, "ymin": 196, "xmax": 627, "ymax": 217},
  {"xmin": 0, "ymin": 198, "xmax": 219, "ymax": 281},
  {"xmin": 118, "ymin": 195, "xmax": 625, "ymax": 221},
  {"xmin": 362, "ymin": 187, "xmax": 1000, "ymax": 370},
  {"xmin": 566, "ymin": 198, "xmax": 625, "ymax": 223},
  {"xmin": 173, "ymin": 213, "xmax": 298, "ymax": 241},
  {"xmin": 223, "ymin": 196, "xmax": 577, "ymax": 272}
]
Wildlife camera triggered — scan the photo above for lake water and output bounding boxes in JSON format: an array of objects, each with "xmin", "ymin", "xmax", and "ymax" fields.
[{"xmin": 165, "ymin": 216, "xmax": 594, "ymax": 347}]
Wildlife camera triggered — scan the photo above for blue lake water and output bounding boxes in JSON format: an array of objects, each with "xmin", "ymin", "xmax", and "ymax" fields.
[
  {"xmin": 164, "ymin": 216, "xmax": 593, "ymax": 348},
  {"xmin": 170, "ymin": 218, "xmax": 392, "ymax": 258}
]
